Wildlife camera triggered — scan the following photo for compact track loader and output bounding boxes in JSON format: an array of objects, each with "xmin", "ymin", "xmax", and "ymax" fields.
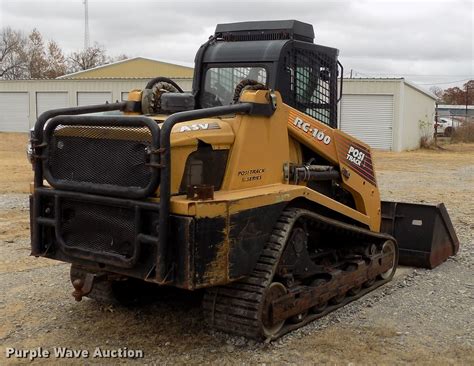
[{"xmin": 29, "ymin": 20, "xmax": 459, "ymax": 340}]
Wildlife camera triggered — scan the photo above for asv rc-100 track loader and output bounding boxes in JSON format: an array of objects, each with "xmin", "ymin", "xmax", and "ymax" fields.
[{"xmin": 29, "ymin": 20, "xmax": 459, "ymax": 340}]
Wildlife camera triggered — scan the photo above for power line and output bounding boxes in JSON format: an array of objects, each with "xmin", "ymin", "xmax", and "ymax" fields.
[
  {"xmin": 353, "ymin": 73, "xmax": 473, "ymax": 77},
  {"xmin": 345, "ymin": 70, "xmax": 472, "ymax": 85},
  {"xmin": 417, "ymin": 78, "xmax": 472, "ymax": 85}
]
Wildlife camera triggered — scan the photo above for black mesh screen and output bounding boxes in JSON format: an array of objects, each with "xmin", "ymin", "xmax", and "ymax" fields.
[
  {"xmin": 60, "ymin": 199, "xmax": 136, "ymax": 259},
  {"xmin": 47, "ymin": 125, "xmax": 153, "ymax": 189},
  {"xmin": 285, "ymin": 48, "xmax": 336, "ymax": 125}
]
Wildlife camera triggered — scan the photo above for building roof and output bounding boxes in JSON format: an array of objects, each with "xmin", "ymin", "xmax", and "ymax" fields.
[
  {"xmin": 343, "ymin": 77, "xmax": 437, "ymax": 101},
  {"xmin": 58, "ymin": 57, "xmax": 194, "ymax": 79},
  {"xmin": 437, "ymin": 104, "xmax": 474, "ymax": 110}
]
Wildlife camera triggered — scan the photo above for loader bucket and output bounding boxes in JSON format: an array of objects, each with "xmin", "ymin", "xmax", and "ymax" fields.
[{"xmin": 380, "ymin": 201, "xmax": 459, "ymax": 269}]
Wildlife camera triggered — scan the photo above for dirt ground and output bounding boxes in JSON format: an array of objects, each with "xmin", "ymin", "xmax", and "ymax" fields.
[{"xmin": 0, "ymin": 132, "xmax": 473, "ymax": 365}]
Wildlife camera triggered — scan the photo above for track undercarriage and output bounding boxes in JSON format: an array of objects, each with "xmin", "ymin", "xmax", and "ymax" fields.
[
  {"xmin": 203, "ymin": 208, "xmax": 398, "ymax": 340},
  {"xmin": 70, "ymin": 207, "xmax": 398, "ymax": 341}
]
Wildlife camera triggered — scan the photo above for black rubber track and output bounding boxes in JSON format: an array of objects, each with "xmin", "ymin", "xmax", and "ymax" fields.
[{"xmin": 202, "ymin": 207, "xmax": 398, "ymax": 341}]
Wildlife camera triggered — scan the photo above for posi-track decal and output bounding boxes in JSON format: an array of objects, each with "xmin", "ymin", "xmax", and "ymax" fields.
[
  {"xmin": 292, "ymin": 116, "xmax": 331, "ymax": 145},
  {"xmin": 177, "ymin": 122, "xmax": 220, "ymax": 133},
  {"xmin": 346, "ymin": 145, "xmax": 365, "ymax": 166},
  {"xmin": 334, "ymin": 134, "xmax": 377, "ymax": 186}
]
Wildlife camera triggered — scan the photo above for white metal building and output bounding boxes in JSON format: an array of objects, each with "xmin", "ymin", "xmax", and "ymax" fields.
[
  {"xmin": 0, "ymin": 77, "xmax": 435, "ymax": 152},
  {"xmin": 340, "ymin": 78, "xmax": 436, "ymax": 152},
  {"xmin": 0, "ymin": 78, "xmax": 192, "ymax": 132}
]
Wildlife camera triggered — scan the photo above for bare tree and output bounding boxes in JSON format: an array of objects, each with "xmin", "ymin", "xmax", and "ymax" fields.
[
  {"xmin": 112, "ymin": 53, "xmax": 129, "ymax": 62},
  {"xmin": 0, "ymin": 27, "xmax": 27, "ymax": 79},
  {"xmin": 2, "ymin": 27, "xmax": 129, "ymax": 78},
  {"xmin": 44, "ymin": 40, "xmax": 67, "ymax": 78},
  {"xmin": 27, "ymin": 28, "xmax": 48, "ymax": 78},
  {"xmin": 67, "ymin": 43, "xmax": 108, "ymax": 72},
  {"xmin": 429, "ymin": 86, "xmax": 443, "ymax": 100}
]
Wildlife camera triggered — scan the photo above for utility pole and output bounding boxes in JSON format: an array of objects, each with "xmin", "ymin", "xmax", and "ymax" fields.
[
  {"xmin": 83, "ymin": 0, "xmax": 90, "ymax": 50},
  {"xmin": 434, "ymin": 102, "xmax": 438, "ymax": 146},
  {"xmin": 466, "ymin": 84, "xmax": 471, "ymax": 123}
]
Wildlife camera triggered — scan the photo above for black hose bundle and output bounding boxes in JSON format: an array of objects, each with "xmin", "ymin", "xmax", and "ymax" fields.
[
  {"xmin": 142, "ymin": 77, "xmax": 184, "ymax": 114},
  {"xmin": 232, "ymin": 79, "xmax": 267, "ymax": 103}
]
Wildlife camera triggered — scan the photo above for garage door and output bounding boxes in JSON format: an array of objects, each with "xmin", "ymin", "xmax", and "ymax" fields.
[
  {"xmin": 36, "ymin": 92, "xmax": 68, "ymax": 118},
  {"xmin": 77, "ymin": 92, "xmax": 112, "ymax": 106},
  {"xmin": 340, "ymin": 94, "xmax": 394, "ymax": 150},
  {"xmin": 0, "ymin": 92, "xmax": 29, "ymax": 132}
]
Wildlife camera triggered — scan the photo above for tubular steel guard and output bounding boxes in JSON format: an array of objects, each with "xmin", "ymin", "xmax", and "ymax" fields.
[
  {"xmin": 33, "ymin": 103, "xmax": 127, "ymax": 188},
  {"xmin": 41, "ymin": 115, "xmax": 161, "ymax": 199},
  {"xmin": 31, "ymin": 187, "xmax": 160, "ymax": 268},
  {"xmin": 31, "ymin": 102, "xmax": 267, "ymax": 281}
]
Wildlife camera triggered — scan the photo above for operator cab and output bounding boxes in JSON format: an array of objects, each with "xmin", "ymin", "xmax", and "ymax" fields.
[{"xmin": 194, "ymin": 20, "xmax": 342, "ymax": 128}]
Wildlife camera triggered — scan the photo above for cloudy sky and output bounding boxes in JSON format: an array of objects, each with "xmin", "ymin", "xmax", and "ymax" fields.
[{"xmin": 1, "ymin": 0, "xmax": 472, "ymax": 89}]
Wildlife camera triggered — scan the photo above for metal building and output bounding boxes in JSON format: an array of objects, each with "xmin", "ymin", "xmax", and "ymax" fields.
[
  {"xmin": 0, "ymin": 78, "xmax": 192, "ymax": 132},
  {"xmin": 1, "ymin": 65, "xmax": 436, "ymax": 153},
  {"xmin": 57, "ymin": 57, "xmax": 194, "ymax": 79},
  {"xmin": 437, "ymin": 104, "xmax": 474, "ymax": 121},
  {"xmin": 0, "ymin": 57, "xmax": 194, "ymax": 132},
  {"xmin": 340, "ymin": 78, "xmax": 436, "ymax": 152}
]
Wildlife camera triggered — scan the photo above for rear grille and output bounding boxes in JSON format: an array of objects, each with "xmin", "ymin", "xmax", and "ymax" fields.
[
  {"xmin": 48, "ymin": 126, "xmax": 152, "ymax": 188},
  {"xmin": 61, "ymin": 199, "xmax": 136, "ymax": 260},
  {"xmin": 42, "ymin": 115, "xmax": 161, "ymax": 199},
  {"xmin": 221, "ymin": 32, "xmax": 291, "ymax": 42}
]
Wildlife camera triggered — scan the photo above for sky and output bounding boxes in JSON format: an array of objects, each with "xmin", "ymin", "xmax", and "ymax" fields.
[{"xmin": 1, "ymin": 0, "xmax": 473, "ymax": 90}]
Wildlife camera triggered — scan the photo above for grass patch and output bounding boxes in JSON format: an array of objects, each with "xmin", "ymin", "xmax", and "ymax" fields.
[{"xmin": 452, "ymin": 123, "xmax": 474, "ymax": 142}]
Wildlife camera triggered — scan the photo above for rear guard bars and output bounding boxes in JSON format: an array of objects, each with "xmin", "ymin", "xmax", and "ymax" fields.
[{"xmin": 32, "ymin": 101, "xmax": 265, "ymax": 282}]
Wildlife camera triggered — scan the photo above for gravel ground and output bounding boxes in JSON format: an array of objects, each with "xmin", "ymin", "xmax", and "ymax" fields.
[{"xmin": 0, "ymin": 141, "xmax": 473, "ymax": 365}]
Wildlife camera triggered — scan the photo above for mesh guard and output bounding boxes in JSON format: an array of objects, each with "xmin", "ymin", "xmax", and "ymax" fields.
[
  {"xmin": 42, "ymin": 115, "xmax": 161, "ymax": 199},
  {"xmin": 58, "ymin": 199, "xmax": 139, "ymax": 267}
]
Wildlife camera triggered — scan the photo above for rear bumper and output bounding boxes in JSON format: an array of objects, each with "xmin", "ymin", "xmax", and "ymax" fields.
[
  {"xmin": 30, "ymin": 188, "xmax": 284, "ymax": 289},
  {"xmin": 30, "ymin": 187, "xmax": 193, "ymax": 288}
]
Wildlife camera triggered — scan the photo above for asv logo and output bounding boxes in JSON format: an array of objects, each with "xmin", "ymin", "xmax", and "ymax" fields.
[
  {"xmin": 293, "ymin": 117, "xmax": 331, "ymax": 145},
  {"xmin": 346, "ymin": 146, "xmax": 365, "ymax": 166},
  {"xmin": 178, "ymin": 122, "xmax": 220, "ymax": 133}
]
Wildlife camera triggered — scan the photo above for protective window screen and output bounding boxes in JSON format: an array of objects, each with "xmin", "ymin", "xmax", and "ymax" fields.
[
  {"xmin": 287, "ymin": 49, "xmax": 335, "ymax": 125},
  {"xmin": 179, "ymin": 147, "xmax": 229, "ymax": 192},
  {"xmin": 201, "ymin": 66, "xmax": 267, "ymax": 108}
]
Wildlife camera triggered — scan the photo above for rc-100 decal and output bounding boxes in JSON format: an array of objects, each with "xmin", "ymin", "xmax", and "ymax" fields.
[{"xmin": 292, "ymin": 116, "xmax": 331, "ymax": 145}]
